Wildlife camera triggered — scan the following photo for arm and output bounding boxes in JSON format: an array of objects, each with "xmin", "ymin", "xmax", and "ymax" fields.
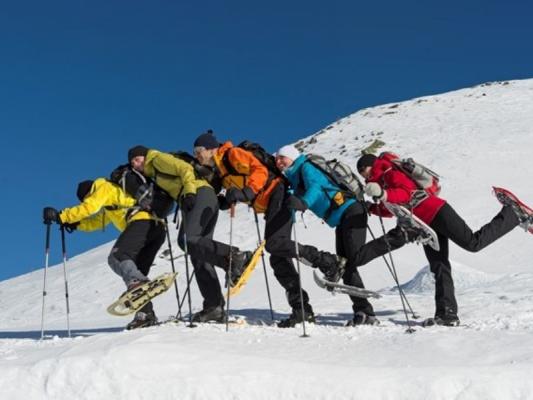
[
  {"xmin": 59, "ymin": 183, "xmax": 110, "ymax": 224},
  {"xmin": 227, "ymin": 148, "xmax": 269, "ymax": 194},
  {"xmin": 299, "ymin": 163, "xmax": 326, "ymax": 207},
  {"xmin": 382, "ymin": 170, "xmax": 415, "ymax": 204}
]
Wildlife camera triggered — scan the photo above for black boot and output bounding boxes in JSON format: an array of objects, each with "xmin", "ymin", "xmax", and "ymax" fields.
[
  {"xmin": 345, "ymin": 311, "xmax": 380, "ymax": 326},
  {"xmin": 192, "ymin": 305, "xmax": 226, "ymax": 323},
  {"xmin": 126, "ymin": 302, "xmax": 157, "ymax": 330},
  {"xmin": 299, "ymin": 246, "xmax": 346, "ymax": 283},
  {"xmin": 495, "ymin": 191, "xmax": 533, "ymax": 231},
  {"xmin": 277, "ymin": 306, "xmax": 315, "ymax": 328},
  {"xmin": 226, "ymin": 250, "xmax": 253, "ymax": 287},
  {"xmin": 423, "ymin": 313, "xmax": 460, "ymax": 327}
]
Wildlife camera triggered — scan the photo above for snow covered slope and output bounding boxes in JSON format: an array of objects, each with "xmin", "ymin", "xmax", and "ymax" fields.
[{"xmin": 1, "ymin": 79, "xmax": 533, "ymax": 400}]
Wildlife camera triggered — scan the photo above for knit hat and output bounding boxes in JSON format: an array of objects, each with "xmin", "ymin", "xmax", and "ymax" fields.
[
  {"xmin": 276, "ymin": 145, "xmax": 300, "ymax": 161},
  {"xmin": 193, "ymin": 130, "xmax": 219, "ymax": 150},
  {"xmin": 356, "ymin": 153, "xmax": 377, "ymax": 172},
  {"xmin": 128, "ymin": 145, "xmax": 149, "ymax": 163},
  {"xmin": 77, "ymin": 180, "xmax": 94, "ymax": 202}
]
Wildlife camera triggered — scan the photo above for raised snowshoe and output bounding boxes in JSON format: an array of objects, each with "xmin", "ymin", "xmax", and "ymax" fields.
[
  {"xmin": 383, "ymin": 202, "xmax": 440, "ymax": 250},
  {"xmin": 107, "ymin": 272, "xmax": 177, "ymax": 316},
  {"xmin": 493, "ymin": 187, "xmax": 533, "ymax": 234},
  {"xmin": 227, "ymin": 241, "xmax": 266, "ymax": 297},
  {"xmin": 277, "ymin": 307, "xmax": 316, "ymax": 328},
  {"xmin": 345, "ymin": 311, "xmax": 380, "ymax": 326},
  {"xmin": 313, "ymin": 270, "xmax": 382, "ymax": 299},
  {"xmin": 299, "ymin": 248, "xmax": 347, "ymax": 283}
]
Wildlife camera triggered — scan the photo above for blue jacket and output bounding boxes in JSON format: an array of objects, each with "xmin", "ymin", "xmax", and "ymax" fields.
[{"xmin": 284, "ymin": 154, "xmax": 356, "ymax": 227}]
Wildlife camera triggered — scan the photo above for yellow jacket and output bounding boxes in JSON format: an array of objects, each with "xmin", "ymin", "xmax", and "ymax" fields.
[
  {"xmin": 59, "ymin": 178, "xmax": 152, "ymax": 232},
  {"xmin": 143, "ymin": 149, "xmax": 210, "ymax": 200}
]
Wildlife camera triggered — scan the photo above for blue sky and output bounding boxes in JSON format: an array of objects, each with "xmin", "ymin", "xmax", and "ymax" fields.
[{"xmin": 1, "ymin": 0, "xmax": 532, "ymax": 281}]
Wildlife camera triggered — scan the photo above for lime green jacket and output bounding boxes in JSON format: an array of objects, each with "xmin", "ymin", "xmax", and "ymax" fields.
[{"xmin": 143, "ymin": 149, "xmax": 210, "ymax": 200}]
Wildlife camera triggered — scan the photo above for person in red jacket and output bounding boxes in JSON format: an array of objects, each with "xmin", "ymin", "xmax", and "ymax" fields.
[{"xmin": 357, "ymin": 153, "xmax": 531, "ymax": 326}]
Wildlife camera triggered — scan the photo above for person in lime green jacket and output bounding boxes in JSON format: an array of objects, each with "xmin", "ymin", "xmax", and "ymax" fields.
[
  {"xmin": 43, "ymin": 176, "xmax": 166, "ymax": 329},
  {"xmin": 128, "ymin": 145, "xmax": 253, "ymax": 323}
]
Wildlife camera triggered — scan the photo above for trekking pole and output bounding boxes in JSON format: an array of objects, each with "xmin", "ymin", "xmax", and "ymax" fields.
[
  {"xmin": 225, "ymin": 204, "xmax": 235, "ymax": 332},
  {"xmin": 177, "ymin": 270, "xmax": 196, "ymax": 319},
  {"xmin": 60, "ymin": 226, "xmax": 72, "ymax": 338},
  {"xmin": 357, "ymin": 178, "xmax": 418, "ymax": 319},
  {"xmin": 365, "ymin": 224, "xmax": 418, "ymax": 319},
  {"xmin": 40, "ymin": 222, "xmax": 51, "ymax": 340},
  {"xmin": 376, "ymin": 210, "xmax": 415, "ymax": 333},
  {"xmin": 292, "ymin": 210, "xmax": 309, "ymax": 338},
  {"xmin": 164, "ymin": 218, "xmax": 181, "ymax": 311},
  {"xmin": 253, "ymin": 211, "xmax": 274, "ymax": 321},
  {"xmin": 181, "ymin": 211, "xmax": 196, "ymax": 328}
]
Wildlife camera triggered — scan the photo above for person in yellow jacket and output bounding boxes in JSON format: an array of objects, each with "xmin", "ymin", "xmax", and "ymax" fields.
[
  {"xmin": 128, "ymin": 145, "xmax": 253, "ymax": 323},
  {"xmin": 43, "ymin": 176, "xmax": 166, "ymax": 329}
]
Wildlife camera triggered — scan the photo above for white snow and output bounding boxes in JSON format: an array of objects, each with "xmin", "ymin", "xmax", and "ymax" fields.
[{"xmin": 2, "ymin": 79, "xmax": 533, "ymax": 399}]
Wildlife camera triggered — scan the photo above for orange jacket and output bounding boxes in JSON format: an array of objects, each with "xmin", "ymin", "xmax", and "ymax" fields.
[{"xmin": 214, "ymin": 141, "xmax": 281, "ymax": 213}]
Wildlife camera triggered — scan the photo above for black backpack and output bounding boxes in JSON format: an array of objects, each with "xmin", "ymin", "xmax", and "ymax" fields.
[
  {"xmin": 109, "ymin": 164, "xmax": 174, "ymax": 219},
  {"xmin": 221, "ymin": 141, "xmax": 282, "ymax": 179}
]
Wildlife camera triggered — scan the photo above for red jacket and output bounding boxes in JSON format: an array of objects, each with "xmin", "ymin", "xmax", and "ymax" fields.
[{"xmin": 368, "ymin": 157, "xmax": 446, "ymax": 224}]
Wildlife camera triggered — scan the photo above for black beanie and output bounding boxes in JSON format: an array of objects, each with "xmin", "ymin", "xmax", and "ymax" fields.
[
  {"xmin": 128, "ymin": 145, "xmax": 149, "ymax": 162},
  {"xmin": 193, "ymin": 130, "xmax": 219, "ymax": 150},
  {"xmin": 356, "ymin": 154, "xmax": 377, "ymax": 172},
  {"xmin": 77, "ymin": 180, "xmax": 94, "ymax": 202}
]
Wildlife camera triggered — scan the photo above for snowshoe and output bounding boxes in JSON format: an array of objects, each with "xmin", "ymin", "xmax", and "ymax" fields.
[
  {"xmin": 192, "ymin": 306, "xmax": 226, "ymax": 323},
  {"xmin": 493, "ymin": 187, "xmax": 533, "ymax": 234},
  {"xmin": 277, "ymin": 307, "xmax": 315, "ymax": 328},
  {"xmin": 422, "ymin": 315, "xmax": 460, "ymax": 327},
  {"xmin": 345, "ymin": 311, "xmax": 380, "ymax": 326},
  {"xmin": 126, "ymin": 309, "xmax": 158, "ymax": 330},
  {"xmin": 383, "ymin": 202, "xmax": 440, "ymax": 250},
  {"xmin": 227, "ymin": 241, "xmax": 266, "ymax": 297}
]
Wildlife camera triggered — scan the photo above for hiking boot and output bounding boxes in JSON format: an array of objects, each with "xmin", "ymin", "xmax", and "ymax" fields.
[
  {"xmin": 119, "ymin": 278, "xmax": 149, "ymax": 297},
  {"xmin": 299, "ymin": 248, "xmax": 346, "ymax": 283},
  {"xmin": 496, "ymin": 191, "xmax": 533, "ymax": 232},
  {"xmin": 422, "ymin": 314, "xmax": 460, "ymax": 327},
  {"xmin": 345, "ymin": 311, "xmax": 380, "ymax": 326},
  {"xmin": 192, "ymin": 306, "xmax": 226, "ymax": 323},
  {"xmin": 277, "ymin": 307, "xmax": 316, "ymax": 328},
  {"xmin": 126, "ymin": 309, "xmax": 158, "ymax": 330},
  {"xmin": 321, "ymin": 256, "xmax": 347, "ymax": 283},
  {"xmin": 226, "ymin": 250, "xmax": 253, "ymax": 287}
]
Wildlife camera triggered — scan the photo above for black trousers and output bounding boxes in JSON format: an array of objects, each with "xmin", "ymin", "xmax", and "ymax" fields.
[
  {"xmin": 110, "ymin": 219, "xmax": 166, "ymax": 277},
  {"xmin": 178, "ymin": 186, "xmax": 238, "ymax": 309},
  {"xmin": 425, "ymin": 203, "xmax": 519, "ymax": 317},
  {"xmin": 263, "ymin": 183, "xmax": 313, "ymax": 311}
]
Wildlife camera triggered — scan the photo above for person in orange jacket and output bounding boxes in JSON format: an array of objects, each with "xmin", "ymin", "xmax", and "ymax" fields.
[{"xmin": 193, "ymin": 131, "xmax": 346, "ymax": 327}]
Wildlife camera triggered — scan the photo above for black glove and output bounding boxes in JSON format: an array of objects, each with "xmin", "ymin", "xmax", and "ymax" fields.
[
  {"xmin": 63, "ymin": 222, "xmax": 80, "ymax": 233},
  {"xmin": 43, "ymin": 207, "xmax": 60, "ymax": 225},
  {"xmin": 217, "ymin": 194, "xmax": 231, "ymax": 211},
  {"xmin": 181, "ymin": 193, "xmax": 196, "ymax": 212},
  {"xmin": 225, "ymin": 187, "xmax": 255, "ymax": 204},
  {"xmin": 285, "ymin": 195, "xmax": 308, "ymax": 212}
]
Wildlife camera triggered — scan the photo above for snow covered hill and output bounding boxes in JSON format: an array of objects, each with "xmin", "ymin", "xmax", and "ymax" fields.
[{"xmin": 2, "ymin": 79, "xmax": 533, "ymax": 400}]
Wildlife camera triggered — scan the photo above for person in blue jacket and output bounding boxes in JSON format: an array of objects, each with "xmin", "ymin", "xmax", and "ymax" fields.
[{"xmin": 276, "ymin": 145, "xmax": 415, "ymax": 326}]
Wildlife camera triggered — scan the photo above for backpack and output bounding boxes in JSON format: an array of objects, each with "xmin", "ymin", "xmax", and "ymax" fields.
[
  {"xmin": 378, "ymin": 152, "xmax": 441, "ymax": 196},
  {"xmin": 222, "ymin": 141, "xmax": 282, "ymax": 178},
  {"xmin": 303, "ymin": 154, "xmax": 364, "ymax": 201},
  {"xmin": 109, "ymin": 164, "xmax": 174, "ymax": 218}
]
